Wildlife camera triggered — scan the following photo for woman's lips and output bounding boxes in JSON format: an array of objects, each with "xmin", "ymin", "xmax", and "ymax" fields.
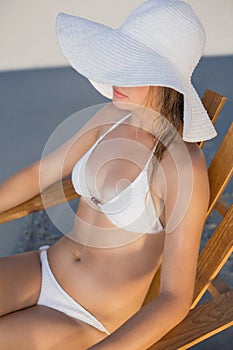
[{"xmin": 113, "ymin": 87, "xmax": 128, "ymax": 99}]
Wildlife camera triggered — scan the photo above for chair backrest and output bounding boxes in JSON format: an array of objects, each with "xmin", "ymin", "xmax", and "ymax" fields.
[
  {"xmin": 199, "ymin": 89, "xmax": 227, "ymax": 148},
  {"xmin": 147, "ymin": 206, "xmax": 233, "ymax": 350},
  {"xmin": 207, "ymin": 125, "xmax": 233, "ymax": 217},
  {"xmin": 192, "ymin": 202, "xmax": 233, "ymax": 307},
  {"xmin": 201, "ymin": 90, "xmax": 227, "ymax": 123}
]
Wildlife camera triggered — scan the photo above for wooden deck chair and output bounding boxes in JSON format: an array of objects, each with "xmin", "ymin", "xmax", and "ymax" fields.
[
  {"xmin": 0, "ymin": 90, "xmax": 232, "ymax": 349},
  {"xmin": 146, "ymin": 125, "xmax": 233, "ymax": 349}
]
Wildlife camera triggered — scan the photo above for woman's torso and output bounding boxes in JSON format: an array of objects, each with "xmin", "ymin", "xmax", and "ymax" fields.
[{"xmin": 47, "ymin": 111, "xmax": 166, "ymax": 332}]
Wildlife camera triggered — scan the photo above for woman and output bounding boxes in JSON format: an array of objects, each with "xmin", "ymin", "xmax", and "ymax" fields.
[{"xmin": 0, "ymin": 0, "xmax": 217, "ymax": 349}]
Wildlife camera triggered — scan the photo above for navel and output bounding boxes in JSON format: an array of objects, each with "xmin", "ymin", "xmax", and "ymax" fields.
[{"xmin": 72, "ymin": 250, "xmax": 82, "ymax": 262}]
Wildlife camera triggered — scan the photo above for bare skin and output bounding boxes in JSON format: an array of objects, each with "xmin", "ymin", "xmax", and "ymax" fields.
[{"xmin": 0, "ymin": 86, "xmax": 210, "ymax": 349}]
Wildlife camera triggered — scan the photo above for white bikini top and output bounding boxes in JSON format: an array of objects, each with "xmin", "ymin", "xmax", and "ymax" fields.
[{"xmin": 72, "ymin": 112, "xmax": 164, "ymax": 234}]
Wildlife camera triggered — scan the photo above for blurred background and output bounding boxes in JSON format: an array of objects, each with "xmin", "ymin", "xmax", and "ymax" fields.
[{"xmin": 0, "ymin": 1, "xmax": 232, "ymax": 348}]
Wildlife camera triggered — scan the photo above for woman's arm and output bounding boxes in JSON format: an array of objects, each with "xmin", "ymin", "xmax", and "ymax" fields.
[
  {"xmin": 0, "ymin": 103, "xmax": 128, "ymax": 214},
  {"xmin": 0, "ymin": 132, "xmax": 93, "ymax": 214},
  {"xmin": 0, "ymin": 162, "xmax": 41, "ymax": 214},
  {"xmin": 0, "ymin": 111, "xmax": 104, "ymax": 214},
  {"xmin": 0, "ymin": 125, "xmax": 97, "ymax": 214},
  {"xmin": 88, "ymin": 143, "xmax": 210, "ymax": 350}
]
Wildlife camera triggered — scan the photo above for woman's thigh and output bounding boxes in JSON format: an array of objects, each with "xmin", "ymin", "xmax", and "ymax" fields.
[
  {"xmin": 0, "ymin": 305, "xmax": 107, "ymax": 350},
  {"xmin": 0, "ymin": 250, "xmax": 41, "ymax": 315}
]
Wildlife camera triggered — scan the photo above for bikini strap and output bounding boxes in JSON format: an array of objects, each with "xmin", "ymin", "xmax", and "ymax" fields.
[
  {"xmin": 101, "ymin": 111, "xmax": 159, "ymax": 168},
  {"xmin": 97, "ymin": 112, "xmax": 132, "ymax": 143},
  {"xmin": 145, "ymin": 138, "xmax": 160, "ymax": 168}
]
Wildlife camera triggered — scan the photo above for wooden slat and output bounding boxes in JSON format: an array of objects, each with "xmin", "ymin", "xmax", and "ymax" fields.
[
  {"xmin": 192, "ymin": 204, "xmax": 233, "ymax": 307},
  {"xmin": 215, "ymin": 198, "xmax": 230, "ymax": 217},
  {"xmin": 0, "ymin": 178, "xmax": 79, "ymax": 224},
  {"xmin": 207, "ymin": 282, "xmax": 221, "ymax": 298},
  {"xmin": 147, "ymin": 289, "xmax": 233, "ymax": 350},
  {"xmin": 208, "ymin": 276, "xmax": 230, "ymax": 298},
  {"xmin": 206, "ymin": 123, "xmax": 233, "ymax": 219},
  {"xmin": 201, "ymin": 89, "xmax": 227, "ymax": 124},
  {"xmin": 199, "ymin": 90, "xmax": 227, "ymax": 149}
]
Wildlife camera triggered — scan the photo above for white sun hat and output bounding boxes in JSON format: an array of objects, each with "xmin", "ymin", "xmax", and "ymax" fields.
[{"xmin": 56, "ymin": 0, "xmax": 217, "ymax": 142}]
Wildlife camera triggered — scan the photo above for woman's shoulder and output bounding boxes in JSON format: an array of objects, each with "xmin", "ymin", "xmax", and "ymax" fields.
[
  {"xmin": 151, "ymin": 141, "xmax": 208, "ymax": 201},
  {"xmin": 151, "ymin": 141, "xmax": 210, "ymax": 234},
  {"xmin": 162, "ymin": 140, "xmax": 207, "ymax": 172}
]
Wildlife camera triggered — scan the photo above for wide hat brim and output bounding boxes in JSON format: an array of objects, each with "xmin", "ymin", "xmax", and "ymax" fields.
[{"xmin": 56, "ymin": 13, "xmax": 217, "ymax": 142}]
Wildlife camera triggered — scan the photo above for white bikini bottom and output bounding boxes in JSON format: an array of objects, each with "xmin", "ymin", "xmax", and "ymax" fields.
[{"xmin": 37, "ymin": 245, "xmax": 110, "ymax": 335}]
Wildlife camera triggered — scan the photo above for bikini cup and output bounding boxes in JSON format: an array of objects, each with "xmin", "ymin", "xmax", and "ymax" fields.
[{"xmin": 71, "ymin": 112, "xmax": 164, "ymax": 234}]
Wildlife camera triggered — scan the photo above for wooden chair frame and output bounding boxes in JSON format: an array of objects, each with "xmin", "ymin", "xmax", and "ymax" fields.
[{"xmin": 0, "ymin": 89, "xmax": 232, "ymax": 349}]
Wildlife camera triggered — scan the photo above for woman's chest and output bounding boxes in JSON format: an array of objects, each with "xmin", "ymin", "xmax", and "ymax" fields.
[{"xmin": 85, "ymin": 124, "xmax": 155, "ymax": 203}]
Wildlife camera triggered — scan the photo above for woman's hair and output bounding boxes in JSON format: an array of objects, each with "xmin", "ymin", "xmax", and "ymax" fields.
[
  {"xmin": 144, "ymin": 86, "xmax": 184, "ymax": 211},
  {"xmin": 145, "ymin": 86, "xmax": 184, "ymax": 162}
]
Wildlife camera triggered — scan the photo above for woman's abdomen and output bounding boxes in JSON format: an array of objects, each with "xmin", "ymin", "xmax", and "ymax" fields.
[{"xmin": 47, "ymin": 231, "xmax": 164, "ymax": 331}]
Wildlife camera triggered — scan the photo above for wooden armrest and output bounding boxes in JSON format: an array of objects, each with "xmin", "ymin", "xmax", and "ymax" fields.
[
  {"xmin": 0, "ymin": 177, "xmax": 79, "ymax": 224},
  {"xmin": 147, "ymin": 289, "xmax": 233, "ymax": 350}
]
